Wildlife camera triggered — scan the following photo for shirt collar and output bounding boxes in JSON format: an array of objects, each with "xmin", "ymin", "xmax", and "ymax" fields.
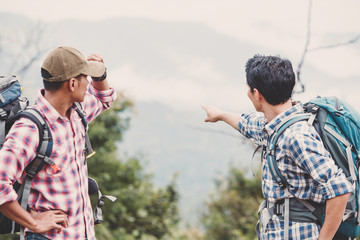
[
  {"xmin": 264, "ymin": 103, "xmax": 304, "ymax": 136},
  {"xmin": 34, "ymin": 89, "xmax": 74, "ymax": 125}
]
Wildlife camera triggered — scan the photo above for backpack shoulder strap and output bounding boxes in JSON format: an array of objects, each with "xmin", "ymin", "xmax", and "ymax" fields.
[
  {"xmin": 74, "ymin": 102, "xmax": 88, "ymax": 129},
  {"xmin": 267, "ymin": 113, "xmax": 312, "ymax": 187},
  {"xmin": 266, "ymin": 113, "xmax": 317, "ymax": 240},
  {"xmin": 7, "ymin": 108, "xmax": 54, "ymax": 173},
  {"xmin": 6, "ymin": 108, "xmax": 54, "ymax": 239},
  {"xmin": 74, "ymin": 102, "xmax": 95, "ymax": 158}
]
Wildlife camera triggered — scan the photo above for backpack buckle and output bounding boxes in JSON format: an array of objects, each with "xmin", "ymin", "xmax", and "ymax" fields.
[
  {"xmin": 310, "ymin": 106, "xmax": 319, "ymax": 114},
  {"xmin": 50, "ymin": 164, "xmax": 61, "ymax": 174},
  {"xmin": 26, "ymin": 170, "xmax": 36, "ymax": 178},
  {"xmin": 0, "ymin": 108, "xmax": 7, "ymax": 120},
  {"xmin": 266, "ymin": 149, "xmax": 275, "ymax": 156},
  {"xmin": 42, "ymin": 155, "xmax": 61, "ymax": 174},
  {"xmin": 98, "ymin": 198, "xmax": 105, "ymax": 208},
  {"xmin": 274, "ymin": 203, "xmax": 284, "ymax": 215},
  {"xmin": 278, "ymin": 181, "xmax": 285, "ymax": 188}
]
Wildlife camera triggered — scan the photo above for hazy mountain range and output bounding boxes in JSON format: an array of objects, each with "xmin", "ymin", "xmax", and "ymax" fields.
[{"xmin": 1, "ymin": 13, "xmax": 359, "ymax": 226}]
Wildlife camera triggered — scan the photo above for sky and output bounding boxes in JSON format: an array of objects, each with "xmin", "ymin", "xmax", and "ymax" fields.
[
  {"xmin": 0, "ymin": 0, "xmax": 360, "ymax": 72},
  {"xmin": 1, "ymin": 0, "xmax": 360, "ymax": 80}
]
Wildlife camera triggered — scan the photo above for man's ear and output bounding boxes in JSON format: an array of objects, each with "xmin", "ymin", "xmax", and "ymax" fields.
[
  {"xmin": 253, "ymin": 88, "xmax": 263, "ymax": 101},
  {"xmin": 68, "ymin": 78, "xmax": 77, "ymax": 92}
]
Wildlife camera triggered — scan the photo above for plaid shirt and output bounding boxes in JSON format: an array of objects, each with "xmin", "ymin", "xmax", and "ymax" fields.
[
  {"xmin": 0, "ymin": 84, "xmax": 116, "ymax": 240},
  {"xmin": 238, "ymin": 103, "xmax": 353, "ymax": 239}
]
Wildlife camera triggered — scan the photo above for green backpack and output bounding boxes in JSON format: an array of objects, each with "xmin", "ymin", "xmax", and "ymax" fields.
[{"xmin": 267, "ymin": 96, "xmax": 360, "ymax": 239}]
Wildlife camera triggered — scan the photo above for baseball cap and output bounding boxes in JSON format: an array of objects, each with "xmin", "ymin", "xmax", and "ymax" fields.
[{"xmin": 41, "ymin": 46, "xmax": 105, "ymax": 82}]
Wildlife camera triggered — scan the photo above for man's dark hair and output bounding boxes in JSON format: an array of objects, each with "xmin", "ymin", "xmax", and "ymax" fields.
[
  {"xmin": 245, "ymin": 54, "xmax": 295, "ymax": 105},
  {"xmin": 42, "ymin": 80, "xmax": 66, "ymax": 91},
  {"xmin": 41, "ymin": 68, "xmax": 66, "ymax": 91},
  {"xmin": 41, "ymin": 68, "xmax": 83, "ymax": 91}
]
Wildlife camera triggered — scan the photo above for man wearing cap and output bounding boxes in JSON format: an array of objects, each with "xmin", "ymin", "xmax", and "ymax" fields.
[{"xmin": 0, "ymin": 46, "xmax": 117, "ymax": 239}]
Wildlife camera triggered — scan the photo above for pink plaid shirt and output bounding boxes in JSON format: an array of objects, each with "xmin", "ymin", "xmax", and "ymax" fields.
[{"xmin": 0, "ymin": 84, "xmax": 116, "ymax": 239}]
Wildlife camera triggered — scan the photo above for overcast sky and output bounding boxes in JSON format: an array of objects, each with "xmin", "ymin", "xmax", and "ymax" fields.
[
  {"xmin": 1, "ymin": 0, "xmax": 359, "ymax": 112},
  {"xmin": 1, "ymin": 0, "xmax": 359, "ymax": 78}
]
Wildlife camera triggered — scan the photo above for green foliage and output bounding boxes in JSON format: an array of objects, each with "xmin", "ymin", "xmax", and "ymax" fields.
[
  {"xmin": 88, "ymin": 93, "xmax": 133, "ymax": 152},
  {"xmin": 1, "ymin": 233, "xmax": 20, "ymax": 240},
  {"xmin": 201, "ymin": 164, "xmax": 263, "ymax": 240},
  {"xmin": 87, "ymin": 94, "xmax": 180, "ymax": 240}
]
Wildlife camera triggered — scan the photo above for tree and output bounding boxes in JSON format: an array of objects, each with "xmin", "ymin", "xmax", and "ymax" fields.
[
  {"xmin": 87, "ymin": 94, "xmax": 180, "ymax": 240},
  {"xmin": 201, "ymin": 164, "xmax": 262, "ymax": 240}
]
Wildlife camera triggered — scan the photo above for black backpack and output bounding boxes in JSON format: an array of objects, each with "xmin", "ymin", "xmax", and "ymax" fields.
[{"xmin": 0, "ymin": 76, "xmax": 115, "ymax": 239}]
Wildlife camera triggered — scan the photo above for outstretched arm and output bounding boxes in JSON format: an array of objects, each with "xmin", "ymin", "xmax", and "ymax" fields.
[
  {"xmin": 318, "ymin": 193, "xmax": 350, "ymax": 240},
  {"xmin": 202, "ymin": 105, "xmax": 241, "ymax": 130}
]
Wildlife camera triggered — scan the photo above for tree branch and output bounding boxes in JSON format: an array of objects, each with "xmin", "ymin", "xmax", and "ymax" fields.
[
  {"xmin": 295, "ymin": 0, "xmax": 360, "ymax": 94},
  {"xmin": 308, "ymin": 34, "xmax": 360, "ymax": 52},
  {"xmin": 295, "ymin": 0, "xmax": 312, "ymax": 94},
  {"xmin": 8, "ymin": 22, "xmax": 47, "ymax": 76}
]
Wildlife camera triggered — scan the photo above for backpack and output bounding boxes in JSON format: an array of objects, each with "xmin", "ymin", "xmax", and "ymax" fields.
[
  {"xmin": 0, "ymin": 76, "xmax": 116, "ymax": 238},
  {"xmin": 267, "ymin": 96, "xmax": 360, "ymax": 239}
]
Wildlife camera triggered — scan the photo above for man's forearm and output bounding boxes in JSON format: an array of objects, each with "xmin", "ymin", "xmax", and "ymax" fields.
[
  {"xmin": 92, "ymin": 79, "xmax": 110, "ymax": 91},
  {"xmin": 318, "ymin": 193, "xmax": 350, "ymax": 240},
  {"xmin": 219, "ymin": 111, "xmax": 241, "ymax": 130},
  {"xmin": 0, "ymin": 200, "xmax": 69, "ymax": 233},
  {"xmin": 0, "ymin": 200, "xmax": 37, "ymax": 230}
]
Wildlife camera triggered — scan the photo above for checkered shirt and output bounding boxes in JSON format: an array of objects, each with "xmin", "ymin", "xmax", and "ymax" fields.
[
  {"xmin": 0, "ymin": 84, "xmax": 116, "ymax": 240},
  {"xmin": 238, "ymin": 103, "xmax": 353, "ymax": 239}
]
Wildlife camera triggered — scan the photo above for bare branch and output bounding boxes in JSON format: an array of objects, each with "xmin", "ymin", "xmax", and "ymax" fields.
[
  {"xmin": 17, "ymin": 51, "xmax": 42, "ymax": 76},
  {"xmin": 294, "ymin": 0, "xmax": 312, "ymax": 94},
  {"xmin": 17, "ymin": 24, "xmax": 48, "ymax": 76},
  {"xmin": 8, "ymin": 21, "xmax": 47, "ymax": 76},
  {"xmin": 308, "ymin": 34, "xmax": 360, "ymax": 52},
  {"xmin": 295, "ymin": 0, "xmax": 360, "ymax": 94}
]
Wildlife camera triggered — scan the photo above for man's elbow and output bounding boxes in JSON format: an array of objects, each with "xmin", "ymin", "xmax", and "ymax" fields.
[{"xmin": 343, "ymin": 192, "xmax": 351, "ymax": 201}]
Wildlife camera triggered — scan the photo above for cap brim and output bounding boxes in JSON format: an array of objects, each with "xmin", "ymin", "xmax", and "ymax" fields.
[{"xmin": 82, "ymin": 61, "xmax": 106, "ymax": 78}]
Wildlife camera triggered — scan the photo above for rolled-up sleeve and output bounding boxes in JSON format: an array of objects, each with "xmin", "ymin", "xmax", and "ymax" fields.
[
  {"xmin": 0, "ymin": 119, "xmax": 38, "ymax": 205},
  {"xmin": 320, "ymin": 171, "xmax": 353, "ymax": 199},
  {"xmin": 88, "ymin": 84, "xmax": 117, "ymax": 106},
  {"xmin": 288, "ymin": 129, "xmax": 353, "ymax": 200},
  {"xmin": 83, "ymin": 85, "xmax": 117, "ymax": 123},
  {"xmin": 238, "ymin": 112, "xmax": 267, "ymax": 145}
]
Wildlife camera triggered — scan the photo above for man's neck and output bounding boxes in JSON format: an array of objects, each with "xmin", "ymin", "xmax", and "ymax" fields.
[
  {"xmin": 262, "ymin": 100, "xmax": 293, "ymax": 122},
  {"xmin": 43, "ymin": 90, "xmax": 73, "ymax": 119}
]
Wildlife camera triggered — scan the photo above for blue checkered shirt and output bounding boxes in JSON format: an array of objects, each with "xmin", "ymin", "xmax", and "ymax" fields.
[{"xmin": 238, "ymin": 103, "xmax": 353, "ymax": 239}]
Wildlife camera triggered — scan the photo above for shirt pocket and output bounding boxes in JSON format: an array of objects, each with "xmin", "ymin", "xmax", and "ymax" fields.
[{"xmin": 44, "ymin": 141, "xmax": 72, "ymax": 176}]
